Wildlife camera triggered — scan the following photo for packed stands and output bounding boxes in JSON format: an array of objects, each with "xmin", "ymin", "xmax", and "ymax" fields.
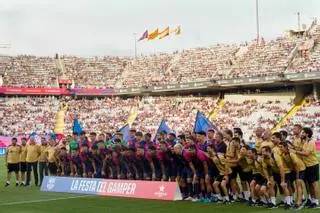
[
  {"xmin": 62, "ymin": 56, "xmax": 129, "ymax": 88},
  {"xmin": 286, "ymin": 23, "xmax": 320, "ymax": 74},
  {"xmin": 228, "ymin": 38, "xmax": 296, "ymax": 78},
  {"xmin": 216, "ymin": 93, "xmax": 294, "ymax": 140},
  {"xmin": 282, "ymin": 97, "xmax": 320, "ymax": 140},
  {"xmin": 169, "ymin": 44, "xmax": 239, "ymax": 82},
  {"xmin": 119, "ymin": 53, "xmax": 175, "ymax": 88},
  {"xmin": 63, "ymin": 96, "xmax": 139, "ymax": 135},
  {"xmin": 1, "ymin": 56, "xmax": 58, "ymax": 88},
  {"xmin": 0, "ymin": 96, "xmax": 59, "ymax": 136},
  {"xmin": 132, "ymin": 96, "xmax": 218, "ymax": 135},
  {"xmin": 0, "ymin": 24, "xmax": 320, "ymax": 89}
]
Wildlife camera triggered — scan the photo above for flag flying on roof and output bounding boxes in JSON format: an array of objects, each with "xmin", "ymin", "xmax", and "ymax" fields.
[
  {"xmin": 158, "ymin": 27, "xmax": 169, "ymax": 39},
  {"xmin": 138, "ymin": 30, "xmax": 148, "ymax": 41},
  {"xmin": 148, "ymin": 29, "xmax": 159, "ymax": 40},
  {"xmin": 73, "ymin": 118, "xmax": 83, "ymax": 134},
  {"xmin": 194, "ymin": 111, "xmax": 219, "ymax": 133},
  {"xmin": 137, "ymin": 26, "xmax": 181, "ymax": 42},
  {"xmin": 172, "ymin": 26, "xmax": 181, "ymax": 35}
]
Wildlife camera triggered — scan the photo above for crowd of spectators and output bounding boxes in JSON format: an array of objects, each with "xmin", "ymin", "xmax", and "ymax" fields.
[
  {"xmin": 282, "ymin": 96, "xmax": 320, "ymax": 140},
  {"xmin": 0, "ymin": 24, "xmax": 320, "ymax": 89},
  {"xmin": 228, "ymin": 38, "xmax": 295, "ymax": 78},
  {"xmin": 0, "ymin": 56, "xmax": 58, "ymax": 87},
  {"xmin": 0, "ymin": 94, "xmax": 319, "ymax": 141},
  {"xmin": 132, "ymin": 96, "xmax": 218, "ymax": 135},
  {"xmin": 216, "ymin": 98, "xmax": 292, "ymax": 140},
  {"xmin": 63, "ymin": 96, "xmax": 139, "ymax": 135},
  {"xmin": 0, "ymin": 96, "xmax": 59, "ymax": 136},
  {"xmin": 62, "ymin": 56, "xmax": 130, "ymax": 88}
]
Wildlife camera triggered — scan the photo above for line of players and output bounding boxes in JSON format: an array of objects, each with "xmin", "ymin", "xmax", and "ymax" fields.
[{"xmin": 4, "ymin": 125, "xmax": 320, "ymax": 210}]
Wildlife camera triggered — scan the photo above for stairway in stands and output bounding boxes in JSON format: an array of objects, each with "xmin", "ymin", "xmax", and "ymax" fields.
[
  {"xmin": 55, "ymin": 57, "xmax": 67, "ymax": 78},
  {"xmin": 272, "ymin": 99, "xmax": 306, "ymax": 132}
]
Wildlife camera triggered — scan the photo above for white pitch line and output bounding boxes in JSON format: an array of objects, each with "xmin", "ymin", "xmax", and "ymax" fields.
[{"xmin": 0, "ymin": 195, "xmax": 94, "ymax": 206}]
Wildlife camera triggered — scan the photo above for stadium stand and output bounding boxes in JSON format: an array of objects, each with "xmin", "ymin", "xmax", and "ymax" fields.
[
  {"xmin": 63, "ymin": 96, "xmax": 139, "ymax": 135},
  {"xmin": 62, "ymin": 56, "xmax": 129, "ymax": 88},
  {"xmin": 131, "ymin": 96, "xmax": 218, "ymax": 134},
  {"xmin": 282, "ymin": 96, "xmax": 320, "ymax": 140},
  {"xmin": 216, "ymin": 92, "xmax": 294, "ymax": 140},
  {"xmin": 0, "ymin": 96, "xmax": 59, "ymax": 136},
  {"xmin": 0, "ymin": 23, "xmax": 319, "ymax": 88},
  {"xmin": 1, "ymin": 56, "xmax": 58, "ymax": 88}
]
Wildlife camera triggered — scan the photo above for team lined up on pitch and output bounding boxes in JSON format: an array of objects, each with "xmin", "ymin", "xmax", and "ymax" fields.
[{"xmin": 5, "ymin": 125, "xmax": 320, "ymax": 210}]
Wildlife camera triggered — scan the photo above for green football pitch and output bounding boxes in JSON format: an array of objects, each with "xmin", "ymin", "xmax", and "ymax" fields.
[{"xmin": 0, "ymin": 156, "xmax": 319, "ymax": 213}]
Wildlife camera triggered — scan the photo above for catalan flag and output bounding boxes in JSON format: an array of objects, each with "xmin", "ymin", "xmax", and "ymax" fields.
[
  {"xmin": 148, "ymin": 29, "xmax": 159, "ymax": 40},
  {"xmin": 172, "ymin": 26, "xmax": 181, "ymax": 35},
  {"xmin": 158, "ymin": 27, "xmax": 169, "ymax": 39},
  {"xmin": 138, "ymin": 30, "xmax": 148, "ymax": 41}
]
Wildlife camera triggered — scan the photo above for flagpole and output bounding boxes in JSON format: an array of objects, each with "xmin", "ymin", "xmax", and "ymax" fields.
[
  {"xmin": 133, "ymin": 33, "xmax": 137, "ymax": 59},
  {"xmin": 255, "ymin": 0, "xmax": 260, "ymax": 43}
]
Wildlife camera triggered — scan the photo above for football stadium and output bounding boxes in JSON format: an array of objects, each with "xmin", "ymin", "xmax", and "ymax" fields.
[{"xmin": 1, "ymin": 0, "xmax": 320, "ymax": 212}]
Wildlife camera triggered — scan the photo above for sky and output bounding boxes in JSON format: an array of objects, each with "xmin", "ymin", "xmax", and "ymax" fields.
[{"xmin": 0, "ymin": 0, "xmax": 319, "ymax": 57}]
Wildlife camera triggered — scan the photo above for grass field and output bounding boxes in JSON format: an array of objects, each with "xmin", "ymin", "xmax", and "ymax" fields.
[{"xmin": 0, "ymin": 156, "xmax": 320, "ymax": 213}]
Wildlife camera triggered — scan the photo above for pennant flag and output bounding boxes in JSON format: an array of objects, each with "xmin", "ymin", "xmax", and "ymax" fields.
[
  {"xmin": 119, "ymin": 124, "xmax": 130, "ymax": 142},
  {"xmin": 73, "ymin": 118, "xmax": 83, "ymax": 135},
  {"xmin": 194, "ymin": 111, "xmax": 219, "ymax": 133},
  {"xmin": 49, "ymin": 132, "xmax": 57, "ymax": 141},
  {"xmin": 158, "ymin": 27, "xmax": 169, "ymax": 39},
  {"xmin": 138, "ymin": 30, "xmax": 148, "ymax": 41},
  {"xmin": 148, "ymin": 29, "xmax": 159, "ymax": 40},
  {"xmin": 156, "ymin": 120, "xmax": 171, "ymax": 135},
  {"xmin": 29, "ymin": 132, "xmax": 41, "ymax": 144},
  {"xmin": 172, "ymin": 26, "xmax": 181, "ymax": 35},
  {"xmin": 55, "ymin": 133, "xmax": 65, "ymax": 142}
]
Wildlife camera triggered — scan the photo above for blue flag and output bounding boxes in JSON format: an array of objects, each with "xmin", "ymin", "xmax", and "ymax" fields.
[
  {"xmin": 119, "ymin": 124, "xmax": 130, "ymax": 142},
  {"xmin": 49, "ymin": 132, "xmax": 57, "ymax": 141},
  {"xmin": 156, "ymin": 120, "xmax": 171, "ymax": 136},
  {"xmin": 194, "ymin": 111, "xmax": 219, "ymax": 133},
  {"xmin": 73, "ymin": 118, "xmax": 83, "ymax": 134},
  {"xmin": 28, "ymin": 132, "xmax": 41, "ymax": 144}
]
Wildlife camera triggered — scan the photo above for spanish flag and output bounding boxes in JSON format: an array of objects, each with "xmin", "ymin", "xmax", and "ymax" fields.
[
  {"xmin": 172, "ymin": 26, "xmax": 181, "ymax": 35},
  {"xmin": 158, "ymin": 27, "xmax": 169, "ymax": 39},
  {"xmin": 148, "ymin": 29, "xmax": 159, "ymax": 40}
]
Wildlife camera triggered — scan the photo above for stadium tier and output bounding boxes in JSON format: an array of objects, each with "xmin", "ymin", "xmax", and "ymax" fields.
[
  {"xmin": 1, "ymin": 23, "xmax": 320, "ymax": 139},
  {"xmin": 1, "ymin": 23, "xmax": 320, "ymax": 89},
  {"xmin": 0, "ymin": 92, "xmax": 319, "ymax": 140}
]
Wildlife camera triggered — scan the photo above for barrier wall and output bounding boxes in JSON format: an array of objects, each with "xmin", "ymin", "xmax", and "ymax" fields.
[{"xmin": 41, "ymin": 176, "xmax": 182, "ymax": 201}]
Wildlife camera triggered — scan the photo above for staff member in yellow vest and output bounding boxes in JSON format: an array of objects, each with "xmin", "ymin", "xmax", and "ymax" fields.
[
  {"xmin": 38, "ymin": 137, "xmax": 48, "ymax": 186},
  {"xmin": 5, "ymin": 138, "xmax": 21, "ymax": 187},
  {"xmin": 46, "ymin": 138, "xmax": 58, "ymax": 176},
  {"xmin": 19, "ymin": 137, "xmax": 27, "ymax": 186},
  {"xmin": 26, "ymin": 136, "xmax": 41, "ymax": 186}
]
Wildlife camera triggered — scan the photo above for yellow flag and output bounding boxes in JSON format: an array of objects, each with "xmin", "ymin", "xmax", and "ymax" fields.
[
  {"xmin": 172, "ymin": 26, "xmax": 181, "ymax": 35},
  {"xmin": 158, "ymin": 27, "xmax": 169, "ymax": 39},
  {"xmin": 148, "ymin": 29, "xmax": 159, "ymax": 40}
]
